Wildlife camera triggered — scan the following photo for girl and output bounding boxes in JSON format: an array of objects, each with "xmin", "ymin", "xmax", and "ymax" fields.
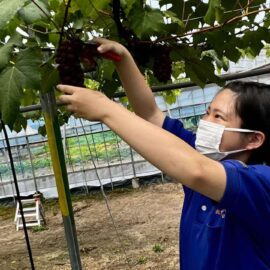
[{"xmin": 57, "ymin": 38, "xmax": 270, "ymax": 270}]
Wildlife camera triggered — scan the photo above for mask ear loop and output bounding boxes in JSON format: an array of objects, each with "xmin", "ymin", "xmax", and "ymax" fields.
[
  {"xmin": 218, "ymin": 128, "xmax": 257, "ymax": 156},
  {"xmin": 224, "ymin": 127, "xmax": 257, "ymax": 133}
]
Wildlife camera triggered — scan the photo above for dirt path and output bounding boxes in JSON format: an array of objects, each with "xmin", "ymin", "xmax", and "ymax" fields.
[{"xmin": 0, "ymin": 182, "xmax": 184, "ymax": 270}]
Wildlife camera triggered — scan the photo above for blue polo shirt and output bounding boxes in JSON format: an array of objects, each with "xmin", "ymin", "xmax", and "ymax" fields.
[{"xmin": 162, "ymin": 116, "xmax": 270, "ymax": 270}]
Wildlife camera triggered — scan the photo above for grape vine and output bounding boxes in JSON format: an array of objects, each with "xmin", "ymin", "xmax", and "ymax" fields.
[{"xmin": 0, "ymin": 0, "xmax": 269, "ymax": 129}]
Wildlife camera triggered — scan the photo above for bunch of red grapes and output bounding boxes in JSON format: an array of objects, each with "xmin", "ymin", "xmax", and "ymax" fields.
[
  {"xmin": 55, "ymin": 39, "xmax": 98, "ymax": 87},
  {"xmin": 153, "ymin": 45, "xmax": 172, "ymax": 83},
  {"xmin": 131, "ymin": 42, "xmax": 172, "ymax": 83},
  {"xmin": 55, "ymin": 38, "xmax": 172, "ymax": 86}
]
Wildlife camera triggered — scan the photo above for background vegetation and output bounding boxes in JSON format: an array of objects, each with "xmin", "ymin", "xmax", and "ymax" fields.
[{"xmin": 0, "ymin": 0, "xmax": 269, "ymax": 132}]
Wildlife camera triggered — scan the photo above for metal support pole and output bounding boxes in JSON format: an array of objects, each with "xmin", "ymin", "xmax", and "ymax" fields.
[
  {"xmin": 40, "ymin": 91, "xmax": 82, "ymax": 270},
  {"xmin": 130, "ymin": 147, "xmax": 136, "ymax": 178},
  {"xmin": 100, "ymin": 124, "xmax": 114, "ymax": 189},
  {"xmin": 74, "ymin": 125, "xmax": 89, "ymax": 194},
  {"xmin": 25, "ymin": 136, "xmax": 38, "ymax": 192},
  {"xmin": 2, "ymin": 141, "xmax": 16, "ymax": 202}
]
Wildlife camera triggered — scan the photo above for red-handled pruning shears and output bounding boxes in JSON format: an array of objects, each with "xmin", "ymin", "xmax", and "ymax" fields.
[
  {"xmin": 83, "ymin": 41, "xmax": 122, "ymax": 62},
  {"xmin": 101, "ymin": 50, "xmax": 122, "ymax": 62}
]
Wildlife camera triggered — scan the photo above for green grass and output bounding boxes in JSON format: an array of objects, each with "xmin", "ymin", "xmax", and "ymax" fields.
[
  {"xmin": 136, "ymin": 256, "xmax": 147, "ymax": 265},
  {"xmin": 0, "ymin": 205, "xmax": 16, "ymax": 220},
  {"xmin": 32, "ymin": 225, "xmax": 48, "ymax": 233},
  {"xmin": 152, "ymin": 243, "xmax": 165, "ymax": 253}
]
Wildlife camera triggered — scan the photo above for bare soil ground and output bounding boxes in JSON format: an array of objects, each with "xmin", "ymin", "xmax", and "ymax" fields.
[{"xmin": 0, "ymin": 182, "xmax": 184, "ymax": 270}]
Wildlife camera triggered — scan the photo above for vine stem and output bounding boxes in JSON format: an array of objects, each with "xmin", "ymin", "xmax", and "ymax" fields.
[
  {"xmin": 156, "ymin": 6, "xmax": 270, "ymax": 43},
  {"xmin": 19, "ymin": 24, "xmax": 60, "ymax": 35},
  {"xmin": 58, "ymin": 0, "xmax": 72, "ymax": 47}
]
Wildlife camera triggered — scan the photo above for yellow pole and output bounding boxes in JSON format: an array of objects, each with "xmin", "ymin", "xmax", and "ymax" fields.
[{"xmin": 40, "ymin": 91, "xmax": 82, "ymax": 270}]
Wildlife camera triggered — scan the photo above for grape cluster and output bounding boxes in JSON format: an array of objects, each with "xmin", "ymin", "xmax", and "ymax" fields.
[
  {"xmin": 153, "ymin": 45, "xmax": 172, "ymax": 83},
  {"xmin": 130, "ymin": 42, "xmax": 152, "ymax": 67},
  {"xmin": 80, "ymin": 44, "xmax": 98, "ymax": 72},
  {"xmin": 55, "ymin": 39, "xmax": 85, "ymax": 87}
]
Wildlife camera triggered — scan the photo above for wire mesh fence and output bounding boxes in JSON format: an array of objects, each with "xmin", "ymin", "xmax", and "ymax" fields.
[
  {"xmin": 1, "ymin": 69, "xmax": 269, "ymax": 199},
  {"xmin": 0, "ymin": 84, "xmax": 219, "ymax": 199}
]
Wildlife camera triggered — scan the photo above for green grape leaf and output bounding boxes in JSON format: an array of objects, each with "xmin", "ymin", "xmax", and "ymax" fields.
[
  {"xmin": 21, "ymin": 89, "xmax": 38, "ymax": 107},
  {"xmin": 171, "ymin": 45, "xmax": 200, "ymax": 62},
  {"xmin": 0, "ymin": 0, "xmax": 28, "ymax": 30},
  {"xmin": 49, "ymin": 0, "xmax": 61, "ymax": 12},
  {"xmin": 204, "ymin": 0, "xmax": 224, "ymax": 25},
  {"xmin": 242, "ymin": 29, "xmax": 266, "ymax": 57},
  {"xmin": 264, "ymin": 12, "xmax": 270, "ymax": 28},
  {"xmin": 0, "ymin": 48, "xmax": 42, "ymax": 128},
  {"xmin": 202, "ymin": 50, "xmax": 229, "ymax": 72},
  {"xmin": 13, "ymin": 114, "xmax": 27, "ymax": 133},
  {"xmin": 121, "ymin": 0, "xmax": 137, "ymax": 16},
  {"xmin": 102, "ymin": 78, "xmax": 120, "ymax": 98},
  {"xmin": 99, "ymin": 60, "xmax": 116, "ymax": 80},
  {"xmin": 0, "ymin": 45, "xmax": 13, "ymax": 71},
  {"xmin": 0, "ymin": 66, "xmax": 25, "ymax": 126},
  {"xmin": 18, "ymin": 0, "xmax": 50, "ymax": 24},
  {"xmin": 38, "ymin": 125, "xmax": 47, "ymax": 137},
  {"xmin": 220, "ymin": 0, "xmax": 239, "ymax": 10},
  {"xmin": 164, "ymin": 10, "xmax": 185, "ymax": 32},
  {"xmin": 0, "ymin": 34, "xmax": 22, "ymax": 71},
  {"xmin": 172, "ymin": 61, "xmax": 185, "ymax": 80},
  {"xmin": 204, "ymin": 31, "xmax": 228, "ymax": 56},
  {"xmin": 223, "ymin": 45, "xmax": 241, "ymax": 63},
  {"xmin": 40, "ymin": 64, "xmax": 59, "ymax": 94},
  {"xmin": 161, "ymin": 90, "xmax": 181, "ymax": 105},
  {"xmin": 129, "ymin": 5, "xmax": 164, "ymax": 38},
  {"xmin": 16, "ymin": 48, "xmax": 42, "ymax": 89},
  {"xmin": 185, "ymin": 62, "xmax": 206, "ymax": 89},
  {"xmin": 75, "ymin": 0, "xmax": 111, "ymax": 19},
  {"xmin": 99, "ymin": 61, "xmax": 120, "ymax": 98},
  {"xmin": 266, "ymin": 46, "xmax": 270, "ymax": 58},
  {"xmin": 185, "ymin": 54, "xmax": 224, "ymax": 88}
]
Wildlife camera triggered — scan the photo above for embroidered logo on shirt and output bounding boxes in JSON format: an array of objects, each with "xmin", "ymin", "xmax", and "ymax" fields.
[{"xmin": 215, "ymin": 209, "xmax": 226, "ymax": 219}]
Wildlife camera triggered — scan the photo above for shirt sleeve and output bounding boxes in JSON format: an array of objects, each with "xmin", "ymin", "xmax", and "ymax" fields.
[
  {"xmin": 162, "ymin": 116, "xmax": 196, "ymax": 195},
  {"xmin": 162, "ymin": 116, "xmax": 196, "ymax": 147},
  {"xmin": 218, "ymin": 160, "xmax": 270, "ymax": 242}
]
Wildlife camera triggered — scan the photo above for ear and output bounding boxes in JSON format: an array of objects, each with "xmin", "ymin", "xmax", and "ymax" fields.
[{"xmin": 246, "ymin": 131, "xmax": 265, "ymax": 150}]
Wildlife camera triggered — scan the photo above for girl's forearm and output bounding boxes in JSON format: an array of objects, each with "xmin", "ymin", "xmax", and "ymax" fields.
[
  {"xmin": 57, "ymin": 81, "xmax": 226, "ymax": 201},
  {"xmin": 103, "ymin": 101, "xmax": 226, "ymax": 201},
  {"xmin": 115, "ymin": 53, "xmax": 164, "ymax": 124}
]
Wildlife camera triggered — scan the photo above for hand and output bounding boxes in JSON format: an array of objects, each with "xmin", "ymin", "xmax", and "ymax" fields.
[
  {"xmin": 93, "ymin": 38, "xmax": 130, "ymax": 60},
  {"xmin": 57, "ymin": 84, "xmax": 112, "ymax": 121}
]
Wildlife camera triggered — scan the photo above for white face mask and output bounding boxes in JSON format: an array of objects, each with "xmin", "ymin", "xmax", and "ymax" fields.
[{"xmin": 195, "ymin": 119, "xmax": 256, "ymax": 161}]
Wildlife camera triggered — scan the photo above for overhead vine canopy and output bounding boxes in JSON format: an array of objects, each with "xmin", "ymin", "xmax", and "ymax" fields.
[{"xmin": 0, "ymin": 0, "xmax": 269, "ymax": 130}]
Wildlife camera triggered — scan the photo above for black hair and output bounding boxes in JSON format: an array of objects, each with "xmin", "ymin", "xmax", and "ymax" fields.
[{"xmin": 222, "ymin": 80, "xmax": 270, "ymax": 165}]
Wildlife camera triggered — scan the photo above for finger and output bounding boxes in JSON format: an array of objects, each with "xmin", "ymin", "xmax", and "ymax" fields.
[
  {"xmin": 92, "ymin": 37, "xmax": 109, "ymax": 45},
  {"xmin": 57, "ymin": 84, "xmax": 77, "ymax": 95},
  {"xmin": 97, "ymin": 43, "xmax": 114, "ymax": 54},
  {"xmin": 67, "ymin": 104, "xmax": 75, "ymax": 112},
  {"xmin": 58, "ymin": 94, "xmax": 72, "ymax": 104},
  {"xmin": 92, "ymin": 37, "xmax": 107, "ymax": 52}
]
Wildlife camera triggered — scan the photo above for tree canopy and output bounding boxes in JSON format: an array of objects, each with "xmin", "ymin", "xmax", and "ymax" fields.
[{"xmin": 0, "ymin": 0, "xmax": 269, "ymax": 130}]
